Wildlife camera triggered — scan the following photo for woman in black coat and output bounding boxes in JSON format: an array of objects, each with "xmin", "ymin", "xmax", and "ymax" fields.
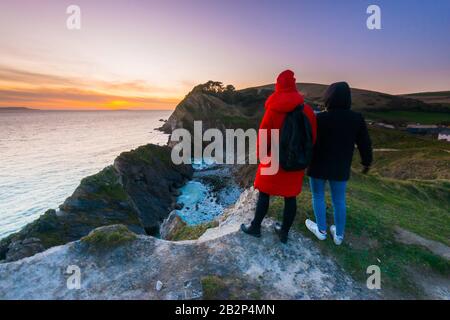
[{"xmin": 305, "ymin": 82, "xmax": 373, "ymax": 245}]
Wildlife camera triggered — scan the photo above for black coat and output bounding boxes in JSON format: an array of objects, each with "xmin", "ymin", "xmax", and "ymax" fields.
[{"xmin": 307, "ymin": 109, "xmax": 373, "ymax": 181}]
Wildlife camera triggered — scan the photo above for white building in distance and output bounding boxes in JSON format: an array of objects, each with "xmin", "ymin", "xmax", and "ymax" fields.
[{"xmin": 438, "ymin": 129, "xmax": 450, "ymax": 142}]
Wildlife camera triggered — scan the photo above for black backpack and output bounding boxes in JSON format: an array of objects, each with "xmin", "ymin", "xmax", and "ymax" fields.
[{"xmin": 279, "ymin": 104, "xmax": 314, "ymax": 171}]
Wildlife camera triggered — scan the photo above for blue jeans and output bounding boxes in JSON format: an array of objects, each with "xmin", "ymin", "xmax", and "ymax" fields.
[{"xmin": 309, "ymin": 178, "xmax": 347, "ymax": 237}]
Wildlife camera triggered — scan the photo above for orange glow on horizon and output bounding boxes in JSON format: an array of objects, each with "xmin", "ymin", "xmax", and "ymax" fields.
[
  {"xmin": 107, "ymin": 100, "xmax": 132, "ymax": 109},
  {"xmin": 0, "ymin": 66, "xmax": 186, "ymax": 110},
  {"xmin": 0, "ymin": 66, "xmax": 226, "ymax": 110}
]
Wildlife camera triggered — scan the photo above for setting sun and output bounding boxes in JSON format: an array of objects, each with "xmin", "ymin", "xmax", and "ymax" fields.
[{"xmin": 107, "ymin": 100, "xmax": 131, "ymax": 109}]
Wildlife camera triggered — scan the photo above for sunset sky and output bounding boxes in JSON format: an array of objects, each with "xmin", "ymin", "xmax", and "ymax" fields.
[{"xmin": 0, "ymin": 0, "xmax": 449, "ymax": 110}]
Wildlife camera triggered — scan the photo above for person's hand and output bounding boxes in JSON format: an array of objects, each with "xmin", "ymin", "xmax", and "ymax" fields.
[{"xmin": 362, "ymin": 166, "xmax": 370, "ymax": 174}]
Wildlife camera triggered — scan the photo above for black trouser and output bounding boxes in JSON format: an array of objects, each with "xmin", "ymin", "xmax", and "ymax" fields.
[{"xmin": 250, "ymin": 191, "xmax": 297, "ymax": 234}]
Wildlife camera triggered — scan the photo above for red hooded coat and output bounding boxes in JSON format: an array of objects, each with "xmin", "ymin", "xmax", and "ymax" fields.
[{"xmin": 254, "ymin": 70, "xmax": 317, "ymax": 197}]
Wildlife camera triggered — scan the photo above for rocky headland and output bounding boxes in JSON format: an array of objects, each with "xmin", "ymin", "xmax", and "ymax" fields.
[
  {"xmin": 0, "ymin": 81, "xmax": 449, "ymax": 299},
  {"xmin": 0, "ymin": 144, "xmax": 192, "ymax": 262}
]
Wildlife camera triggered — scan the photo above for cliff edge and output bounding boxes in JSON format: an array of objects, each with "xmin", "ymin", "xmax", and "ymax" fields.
[{"xmin": 0, "ymin": 189, "xmax": 377, "ymax": 300}]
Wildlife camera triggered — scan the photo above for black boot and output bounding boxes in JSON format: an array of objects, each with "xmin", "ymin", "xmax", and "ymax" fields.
[
  {"xmin": 274, "ymin": 223, "xmax": 288, "ymax": 244},
  {"xmin": 240, "ymin": 223, "xmax": 261, "ymax": 238}
]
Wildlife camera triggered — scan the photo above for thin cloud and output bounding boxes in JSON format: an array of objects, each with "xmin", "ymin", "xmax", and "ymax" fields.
[
  {"xmin": 0, "ymin": 87, "xmax": 179, "ymax": 110},
  {"xmin": 0, "ymin": 67, "xmax": 80, "ymax": 87},
  {"xmin": 0, "ymin": 66, "xmax": 182, "ymax": 109}
]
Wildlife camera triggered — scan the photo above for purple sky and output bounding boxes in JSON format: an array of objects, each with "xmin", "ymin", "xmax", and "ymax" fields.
[{"xmin": 0, "ymin": 0, "xmax": 449, "ymax": 109}]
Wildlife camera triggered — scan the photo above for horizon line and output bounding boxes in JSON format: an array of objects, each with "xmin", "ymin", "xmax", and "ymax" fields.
[
  {"xmin": 0, "ymin": 107, "xmax": 173, "ymax": 111},
  {"xmin": 1, "ymin": 82, "xmax": 449, "ymax": 112}
]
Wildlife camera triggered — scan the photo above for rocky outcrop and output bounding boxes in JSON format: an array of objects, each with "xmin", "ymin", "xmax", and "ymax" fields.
[
  {"xmin": 113, "ymin": 144, "xmax": 193, "ymax": 235},
  {"xmin": 159, "ymin": 211, "xmax": 186, "ymax": 240},
  {"xmin": 0, "ymin": 144, "xmax": 192, "ymax": 263},
  {"xmin": 2, "ymin": 238, "xmax": 44, "ymax": 263},
  {"xmin": 0, "ymin": 188, "xmax": 378, "ymax": 300},
  {"xmin": 160, "ymin": 84, "xmax": 270, "ymax": 135},
  {"xmin": 232, "ymin": 164, "xmax": 258, "ymax": 188}
]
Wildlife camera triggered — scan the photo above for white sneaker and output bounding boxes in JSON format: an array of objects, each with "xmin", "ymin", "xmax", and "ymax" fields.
[
  {"xmin": 330, "ymin": 225, "xmax": 344, "ymax": 245},
  {"xmin": 305, "ymin": 219, "xmax": 327, "ymax": 241}
]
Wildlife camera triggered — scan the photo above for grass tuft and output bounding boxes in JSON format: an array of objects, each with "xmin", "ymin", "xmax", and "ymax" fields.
[
  {"xmin": 80, "ymin": 166, "xmax": 128, "ymax": 201},
  {"xmin": 81, "ymin": 224, "xmax": 136, "ymax": 249},
  {"xmin": 201, "ymin": 275, "xmax": 262, "ymax": 300},
  {"xmin": 169, "ymin": 221, "xmax": 219, "ymax": 241}
]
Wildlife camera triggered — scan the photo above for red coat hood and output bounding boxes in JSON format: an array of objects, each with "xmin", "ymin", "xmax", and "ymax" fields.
[{"xmin": 265, "ymin": 70, "xmax": 304, "ymax": 113}]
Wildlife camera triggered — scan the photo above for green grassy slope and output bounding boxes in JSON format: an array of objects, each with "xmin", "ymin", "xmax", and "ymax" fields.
[
  {"xmin": 364, "ymin": 110, "xmax": 450, "ymax": 125},
  {"xmin": 268, "ymin": 173, "xmax": 449, "ymax": 297},
  {"xmin": 401, "ymin": 91, "xmax": 450, "ymax": 110},
  {"xmin": 251, "ymin": 83, "xmax": 434, "ymax": 111},
  {"xmin": 357, "ymin": 126, "xmax": 450, "ymax": 180},
  {"xmin": 266, "ymin": 126, "xmax": 450, "ymax": 297}
]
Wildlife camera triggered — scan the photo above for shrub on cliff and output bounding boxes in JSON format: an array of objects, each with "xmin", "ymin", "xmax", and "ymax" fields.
[
  {"xmin": 81, "ymin": 224, "xmax": 137, "ymax": 250},
  {"xmin": 190, "ymin": 81, "xmax": 240, "ymax": 104}
]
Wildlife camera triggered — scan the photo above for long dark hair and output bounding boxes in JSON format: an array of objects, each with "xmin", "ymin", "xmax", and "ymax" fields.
[{"xmin": 324, "ymin": 82, "xmax": 351, "ymax": 110}]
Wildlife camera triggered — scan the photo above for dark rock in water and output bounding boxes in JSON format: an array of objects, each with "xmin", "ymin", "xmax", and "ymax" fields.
[
  {"xmin": 174, "ymin": 203, "xmax": 184, "ymax": 210},
  {"xmin": 0, "ymin": 209, "xmax": 60, "ymax": 261},
  {"xmin": 0, "ymin": 144, "xmax": 193, "ymax": 262}
]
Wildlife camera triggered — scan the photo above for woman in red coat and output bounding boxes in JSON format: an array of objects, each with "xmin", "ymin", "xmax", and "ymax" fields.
[{"xmin": 241, "ymin": 70, "xmax": 317, "ymax": 243}]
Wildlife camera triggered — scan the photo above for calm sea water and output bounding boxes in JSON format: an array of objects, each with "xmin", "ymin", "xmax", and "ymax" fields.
[{"xmin": 0, "ymin": 110, "xmax": 171, "ymax": 239}]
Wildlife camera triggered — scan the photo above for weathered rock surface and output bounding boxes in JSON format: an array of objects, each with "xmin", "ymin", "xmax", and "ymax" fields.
[
  {"xmin": 159, "ymin": 211, "xmax": 186, "ymax": 240},
  {"xmin": 3, "ymin": 238, "xmax": 45, "ymax": 263},
  {"xmin": 0, "ymin": 144, "xmax": 192, "ymax": 263},
  {"xmin": 0, "ymin": 189, "xmax": 378, "ymax": 300},
  {"xmin": 160, "ymin": 84, "xmax": 269, "ymax": 135},
  {"xmin": 113, "ymin": 144, "xmax": 192, "ymax": 235}
]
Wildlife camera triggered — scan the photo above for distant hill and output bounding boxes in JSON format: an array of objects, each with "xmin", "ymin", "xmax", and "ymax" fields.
[
  {"xmin": 0, "ymin": 107, "xmax": 37, "ymax": 112},
  {"xmin": 161, "ymin": 81, "xmax": 445, "ymax": 134},
  {"xmin": 400, "ymin": 91, "xmax": 450, "ymax": 110},
  {"xmin": 252, "ymin": 83, "xmax": 439, "ymax": 111}
]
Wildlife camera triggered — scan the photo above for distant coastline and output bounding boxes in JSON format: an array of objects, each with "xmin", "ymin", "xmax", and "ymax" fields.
[
  {"xmin": 0, "ymin": 107, "xmax": 38, "ymax": 112},
  {"xmin": 0, "ymin": 107, "xmax": 172, "ymax": 112}
]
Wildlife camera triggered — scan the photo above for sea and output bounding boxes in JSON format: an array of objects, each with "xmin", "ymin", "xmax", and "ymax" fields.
[{"xmin": 0, "ymin": 110, "xmax": 171, "ymax": 239}]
